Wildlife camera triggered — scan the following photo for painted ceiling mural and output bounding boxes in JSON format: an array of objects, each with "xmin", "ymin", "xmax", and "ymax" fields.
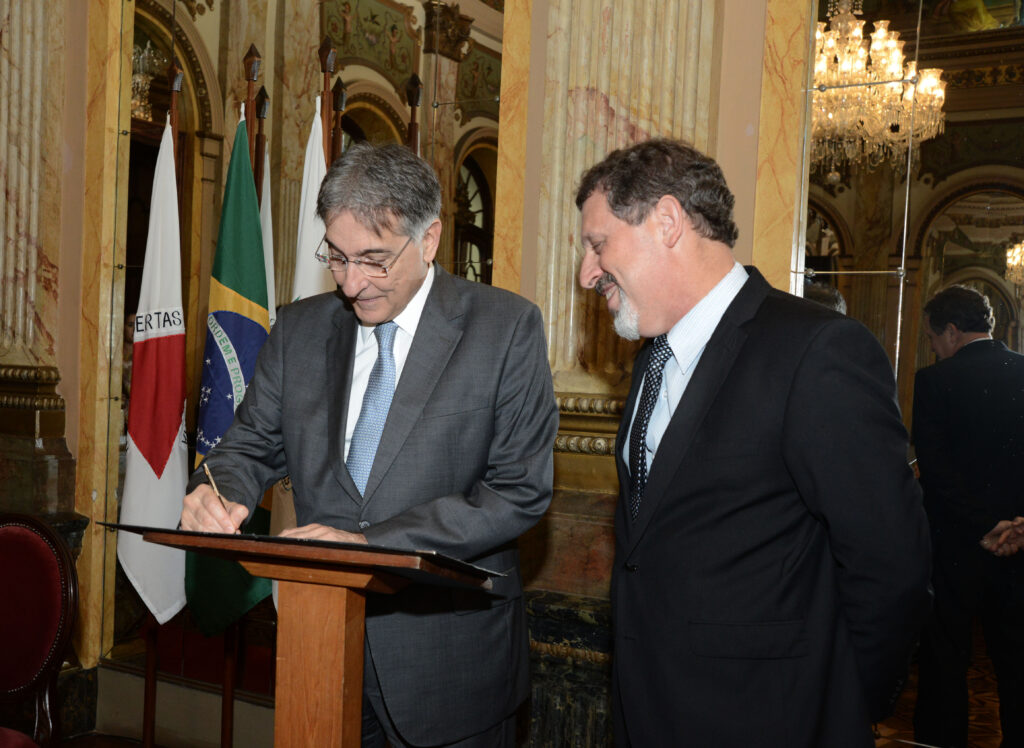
[{"xmin": 324, "ymin": 0, "xmax": 421, "ymax": 99}]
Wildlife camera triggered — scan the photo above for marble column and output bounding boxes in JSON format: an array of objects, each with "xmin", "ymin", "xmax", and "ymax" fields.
[
  {"xmin": 74, "ymin": 0, "xmax": 134, "ymax": 669},
  {"xmin": 0, "ymin": 0, "xmax": 76, "ymax": 518}
]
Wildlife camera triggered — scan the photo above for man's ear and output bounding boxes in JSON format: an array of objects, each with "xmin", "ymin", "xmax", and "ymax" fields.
[
  {"xmin": 652, "ymin": 195, "xmax": 685, "ymax": 249},
  {"xmin": 420, "ymin": 219, "xmax": 442, "ymax": 264}
]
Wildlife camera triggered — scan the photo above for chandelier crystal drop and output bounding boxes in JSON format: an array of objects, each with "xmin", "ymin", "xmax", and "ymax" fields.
[{"xmin": 811, "ymin": 0, "xmax": 946, "ymax": 177}]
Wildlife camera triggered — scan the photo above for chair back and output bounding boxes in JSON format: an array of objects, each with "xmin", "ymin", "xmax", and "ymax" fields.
[{"xmin": 0, "ymin": 514, "xmax": 79, "ymax": 746}]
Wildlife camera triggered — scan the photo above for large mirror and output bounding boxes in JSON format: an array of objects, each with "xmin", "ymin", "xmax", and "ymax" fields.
[
  {"xmin": 797, "ymin": 0, "xmax": 1024, "ymax": 742},
  {"xmin": 799, "ymin": 0, "xmax": 1024, "ymax": 415}
]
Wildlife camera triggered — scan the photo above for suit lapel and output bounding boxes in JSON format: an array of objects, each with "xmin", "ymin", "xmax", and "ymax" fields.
[
  {"xmin": 361, "ymin": 266, "xmax": 464, "ymax": 502},
  {"xmin": 616, "ymin": 342, "xmax": 649, "ymax": 545},
  {"xmin": 625, "ymin": 268, "xmax": 769, "ymax": 553},
  {"xmin": 326, "ymin": 299, "xmax": 363, "ymax": 502}
]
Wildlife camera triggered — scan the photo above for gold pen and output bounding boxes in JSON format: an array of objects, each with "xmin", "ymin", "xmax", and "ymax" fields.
[{"xmin": 203, "ymin": 462, "xmax": 230, "ymax": 512}]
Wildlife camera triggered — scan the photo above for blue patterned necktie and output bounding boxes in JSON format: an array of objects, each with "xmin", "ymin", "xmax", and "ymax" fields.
[
  {"xmin": 347, "ymin": 321, "xmax": 398, "ymax": 495},
  {"xmin": 628, "ymin": 334, "xmax": 673, "ymax": 520}
]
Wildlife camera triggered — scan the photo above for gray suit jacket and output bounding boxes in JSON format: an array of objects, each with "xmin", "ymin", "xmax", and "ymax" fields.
[{"xmin": 191, "ymin": 265, "xmax": 558, "ymax": 744}]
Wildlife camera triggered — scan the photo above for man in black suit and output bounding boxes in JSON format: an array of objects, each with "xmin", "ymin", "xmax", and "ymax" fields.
[
  {"xmin": 912, "ymin": 285, "xmax": 1024, "ymax": 748},
  {"xmin": 575, "ymin": 138, "xmax": 932, "ymax": 747}
]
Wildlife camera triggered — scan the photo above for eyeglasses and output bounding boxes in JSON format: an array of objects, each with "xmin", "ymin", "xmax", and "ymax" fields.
[{"xmin": 314, "ymin": 235, "xmax": 414, "ymax": 279}]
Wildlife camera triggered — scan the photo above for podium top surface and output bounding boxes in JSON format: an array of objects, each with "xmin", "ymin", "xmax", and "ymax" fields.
[{"xmin": 104, "ymin": 523, "xmax": 497, "ymax": 590}]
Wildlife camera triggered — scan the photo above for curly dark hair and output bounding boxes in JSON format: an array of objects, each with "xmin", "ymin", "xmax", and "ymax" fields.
[
  {"xmin": 924, "ymin": 284, "xmax": 995, "ymax": 334},
  {"xmin": 574, "ymin": 138, "xmax": 739, "ymax": 247}
]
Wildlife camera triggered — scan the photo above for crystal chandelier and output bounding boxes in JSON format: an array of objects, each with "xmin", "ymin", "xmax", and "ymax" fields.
[
  {"xmin": 1007, "ymin": 240, "xmax": 1024, "ymax": 286},
  {"xmin": 811, "ymin": 0, "xmax": 946, "ymax": 179}
]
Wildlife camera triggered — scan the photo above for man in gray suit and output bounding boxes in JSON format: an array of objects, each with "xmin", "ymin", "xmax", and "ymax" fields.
[{"xmin": 181, "ymin": 142, "xmax": 558, "ymax": 747}]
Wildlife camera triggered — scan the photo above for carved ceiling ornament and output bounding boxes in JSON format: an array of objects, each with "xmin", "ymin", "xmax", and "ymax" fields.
[
  {"xmin": 180, "ymin": 0, "xmax": 215, "ymax": 21},
  {"xmin": 423, "ymin": 0, "xmax": 474, "ymax": 62}
]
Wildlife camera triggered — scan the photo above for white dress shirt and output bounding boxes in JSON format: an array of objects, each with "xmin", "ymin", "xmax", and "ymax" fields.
[
  {"xmin": 623, "ymin": 262, "xmax": 748, "ymax": 475},
  {"xmin": 344, "ymin": 264, "xmax": 435, "ymax": 460}
]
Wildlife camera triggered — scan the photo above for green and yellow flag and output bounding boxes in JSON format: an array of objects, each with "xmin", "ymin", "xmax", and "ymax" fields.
[{"xmin": 186, "ymin": 112, "xmax": 272, "ymax": 636}]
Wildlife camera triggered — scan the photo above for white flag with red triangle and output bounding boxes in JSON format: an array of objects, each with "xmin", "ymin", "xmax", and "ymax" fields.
[{"xmin": 117, "ymin": 117, "xmax": 188, "ymax": 624}]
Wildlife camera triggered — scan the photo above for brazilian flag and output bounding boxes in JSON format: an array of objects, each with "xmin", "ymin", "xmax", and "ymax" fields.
[{"xmin": 186, "ymin": 114, "xmax": 272, "ymax": 636}]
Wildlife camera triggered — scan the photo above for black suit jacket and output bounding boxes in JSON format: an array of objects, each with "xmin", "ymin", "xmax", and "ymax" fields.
[
  {"xmin": 913, "ymin": 338, "xmax": 1024, "ymax": 544},
  {"xmin": 611, "ymin": 268, "xmax": 931, "ymax": 747}
]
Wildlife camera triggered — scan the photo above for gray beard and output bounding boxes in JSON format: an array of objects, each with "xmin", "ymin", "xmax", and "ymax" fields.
[{"xmin": 613, "ymin": 288, "xmax": 640, "ymax": 340}]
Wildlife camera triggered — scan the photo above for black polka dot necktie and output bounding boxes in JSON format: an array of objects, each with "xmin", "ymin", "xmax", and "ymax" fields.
[{"xmin": 628, "ymin": 334, "xmax": 673, "ymax": 520}]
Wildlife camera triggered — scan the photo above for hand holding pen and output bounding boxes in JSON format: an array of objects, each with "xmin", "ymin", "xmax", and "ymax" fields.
[{"xmin": 179, "ymin": 463, "xmax": 248, "ymax": 534}]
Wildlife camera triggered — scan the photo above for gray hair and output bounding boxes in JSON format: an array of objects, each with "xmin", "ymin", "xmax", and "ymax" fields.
[
  {"xmin": 575, "ymin": 138, "xmax": 739, "ymax": 247},
  {"xmin": 316, "ymin": 142, "xmax": 442, "ymax": 241}
]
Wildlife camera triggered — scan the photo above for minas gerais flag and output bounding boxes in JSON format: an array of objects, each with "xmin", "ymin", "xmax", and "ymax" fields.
[{"xmin": 117, "ymin": 116, "xmax": 188, "ymax": 624}]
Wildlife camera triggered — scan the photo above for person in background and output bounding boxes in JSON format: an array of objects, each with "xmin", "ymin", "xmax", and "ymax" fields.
[{"xmin": 913, "ymin": 284, "xmax": 1024, "ymax": 748}]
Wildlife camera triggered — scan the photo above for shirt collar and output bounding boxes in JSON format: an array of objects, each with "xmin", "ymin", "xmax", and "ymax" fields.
[
  {"xmin": 665, "ymin": 262, "xmax": 747, "ymax": 373},
  {"xmin": 357, "ymin": 262, "xmax": 435, "ymax": 343}
]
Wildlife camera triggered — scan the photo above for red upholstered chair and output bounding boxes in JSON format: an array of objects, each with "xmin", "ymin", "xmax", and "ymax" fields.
[{"xmin": 0, "ymin": 515, "xmax": 79, "ymax": 748}]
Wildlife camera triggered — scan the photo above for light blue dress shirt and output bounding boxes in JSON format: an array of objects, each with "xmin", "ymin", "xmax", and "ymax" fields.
[{"xmin": 623, "ymin": 262, "xmax": 749, "ymax": 475}]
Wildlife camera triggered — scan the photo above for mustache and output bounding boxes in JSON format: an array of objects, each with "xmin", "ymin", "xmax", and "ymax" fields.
[{"xmin": 594, "ymin": 273, "xmax": 618, "ymax": 296}]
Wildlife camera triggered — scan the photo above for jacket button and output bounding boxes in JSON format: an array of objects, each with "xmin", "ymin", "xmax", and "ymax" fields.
[
  {"xmin": 358, "ymin": 521, "xmax": 370, "ymax": 530},
  {"xmin": 624, "ymin": 563, "xmax": 638, "ymax": 572}
]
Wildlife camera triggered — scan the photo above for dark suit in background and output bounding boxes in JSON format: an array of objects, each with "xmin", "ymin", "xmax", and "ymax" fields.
[
  {"xmin": 913, "ymin": 338, "xmax": 1024, "ymax": 747},
  {"xmin": 576, "ymin": 139, "xmax": 931, "ymax": 748}
]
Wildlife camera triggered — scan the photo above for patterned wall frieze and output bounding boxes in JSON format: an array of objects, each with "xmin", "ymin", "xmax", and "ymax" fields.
[{"xmin": 943, "ymin": 63, "xmax": 1024, "ymax": 89}]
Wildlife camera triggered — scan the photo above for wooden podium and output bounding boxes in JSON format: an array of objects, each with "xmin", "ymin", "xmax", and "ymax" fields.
[{"xmin": 118, "ymin": 526, "xmax": 494, "ymax": 748}]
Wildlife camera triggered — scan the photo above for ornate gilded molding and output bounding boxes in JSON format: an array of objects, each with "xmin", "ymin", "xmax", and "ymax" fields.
[
  {"xmin": 423, "ymin": 0, "xmax": 473, "ymax": 62},
  {"xmin": 0, "ymin": 365, "xmax": 65, "ymax": 411},
  {"xmin": 0, "ymin": 365, "xmax": 61, "ymax": 384},
  {"xmin": 137, "ymin": 0, "xmax": 215, "ymax": 133},
  {"xmin": 346, "ymin": 91, "xmax": 409, "ymax": 142},
  {"xmin": 181, "ymin": 0, "xmax": 215, "ymax": 20},
  {"xmin": 557, "ymin": 395, "xmax": 624, "ymax": 417},
  {"xmin": 0, "ymin": 395, "xmax": 65, "ymax": 411},
  {"xmin": 530, "ymin": 640, "xmax": 610, "ymax": 665},
  {"xmin": 554, "ymin": 434, "xmax": 616, "ymax": 456},
  {"xmin": 944, "ymin": 64, "xmax": 1024, "ymax": 89}
]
